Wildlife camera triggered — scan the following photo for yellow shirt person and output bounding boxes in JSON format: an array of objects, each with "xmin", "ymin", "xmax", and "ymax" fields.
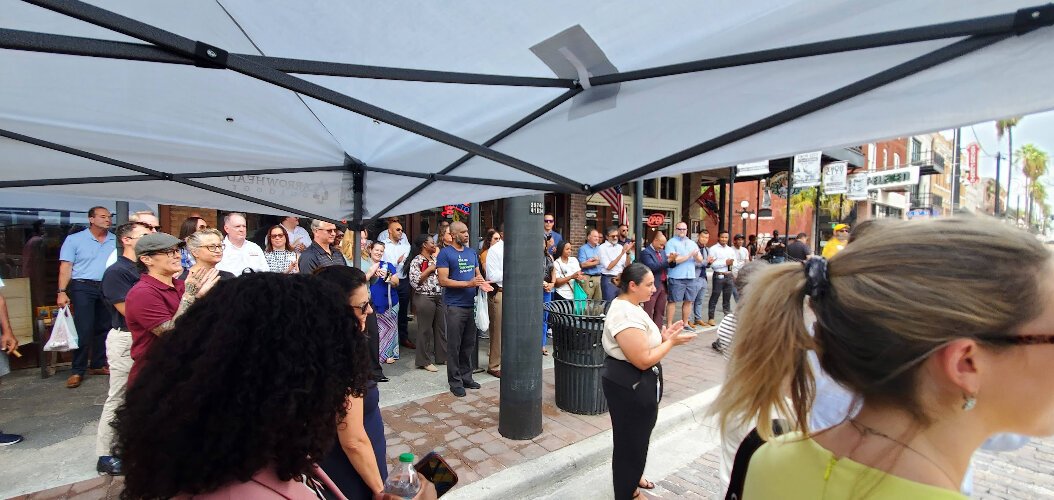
[{"xmin": 821, "ymin": 223, "xmax": 850, "ymax": 259}]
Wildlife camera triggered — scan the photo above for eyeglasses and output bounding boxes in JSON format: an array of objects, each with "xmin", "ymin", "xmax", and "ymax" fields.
[
  {"xmin": 147, "ymin": 248, "xmax": 180, "ymax": 259},
  {"xmin": 544, "ymin": 219, "xmax": 555, "ymax": 223},
  {"xmin": 607, "ymin": 234, "xmax": 619, "ymax": 239},
  {"xmin": 978, "ymin": 334, "xmax": 1054, "ymax": 346},
  {"xmin": 354, "ymin": 297, "xmax": 373, "ymax": 315},
  {"xmin": 393, "ymin": 228, "xmax": 403, "ymax": 232},
  {"xmin": 676, "ymin": 227, "xmax": 688, "ymax": 231},
  {"xmin": 270, "ymin": 233, "xmax": 286, "ymax": 239},
  {"xmin": 317, "ymin": 228, "xmax": 337, "ymax": 233},
  {"xmin": 202, "ymin": 244, "xmax": 223, "ymax": 253}
]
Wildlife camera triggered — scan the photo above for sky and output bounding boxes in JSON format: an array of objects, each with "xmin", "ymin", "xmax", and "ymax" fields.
[{"xmin": 946, "ymin": 109, "xmax": 1054, "ymax": 211}]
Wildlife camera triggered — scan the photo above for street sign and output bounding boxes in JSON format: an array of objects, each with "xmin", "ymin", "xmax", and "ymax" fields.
[{"xmin": 966, "ymin": 143, "xmax": 980, "ymax": 184}]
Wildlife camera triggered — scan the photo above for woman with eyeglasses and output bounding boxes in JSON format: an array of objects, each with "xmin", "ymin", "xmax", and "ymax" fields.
[
  {"xmin": 179, "ymin": 228, "xmax": 236, "ymax": 282},
  {"xmin": 264, "ymin": 224, "xmax": 299, "ymax": 274},
  {"xmin": 313, "ymin": 266, "xmax": 394, "ymax": 499},
  {"xmin": 711, "ymin": 218, "xmax": 1054, "ymax": 499},
  {"xmin": 541, "ymin": 234, "xmax": 557, "ymax": 356},
  {"xmin": 177, "ymin": 216, "xmax": 208, "ymax": 270},
  {"xmin": 361, "ymin": 241, "xmax": 400, "ymax": 365}
]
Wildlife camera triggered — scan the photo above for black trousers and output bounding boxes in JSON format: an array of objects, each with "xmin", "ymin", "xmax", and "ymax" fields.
[
  {"xmin": 397, "ymin": 278, "xmax": 411, "ymax": 344},
  {"xmin": 444, "ymin": 305, "xmax": 476, "ymax": 389},
  {"xmin": 708, "ymin": 272, "xmax": 736, "ymax": 319},
  {"xmin": 68, "ymin": 279, "xmax": 112, "ymax": 376},
  {"xmin": 603, "ymin": 361, "xmax": 661, "ymax": 500}
]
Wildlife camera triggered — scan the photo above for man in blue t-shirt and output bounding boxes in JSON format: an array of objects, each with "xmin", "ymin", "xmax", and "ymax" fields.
[{"xmin": 437, "ymin": 222, "xmax": 493, "ymax": 397}]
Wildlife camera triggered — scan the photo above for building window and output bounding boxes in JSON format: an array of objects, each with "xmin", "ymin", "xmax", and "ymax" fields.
[
  {"xmin": 659, "ymin": 177, "xmax": 677, "ymax": 200},
  {"xmin": 643, "ymin": 179, "xmax": 657, "ymax": 198},
  {"xmin": 894, "ymin": 153, "xmax": 901, "ymax": 167},
  {"xmin": 883, "ymin": 150, "xmax": 888, "ymax": 168},
  {"xmin": 867, "ymin": 144, "xmax": 877, "ymax": 171},
  {"xmin": 911, "ymin": 138, "xmax": 922, "ymax": 163}
]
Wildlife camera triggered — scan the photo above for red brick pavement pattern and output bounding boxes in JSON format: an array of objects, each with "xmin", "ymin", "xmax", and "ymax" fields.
[
  {"xmin": 658, "ymin": 434, "xmax": 1054, "ymax": 499},
  {"xmin": 19, "ymin": 331, "xmax": 726, "ymax": 499}
]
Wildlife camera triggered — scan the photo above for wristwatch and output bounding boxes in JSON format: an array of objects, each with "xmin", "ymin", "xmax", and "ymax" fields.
[{"xmin": 57, "ymin": 289, "xmax": 67, "ymax": 293}]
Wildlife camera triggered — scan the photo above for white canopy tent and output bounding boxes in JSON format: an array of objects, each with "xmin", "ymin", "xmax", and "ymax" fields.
[{"xmin": 2, "ymin": 0, "xmax": 1054, "ymax": 227}]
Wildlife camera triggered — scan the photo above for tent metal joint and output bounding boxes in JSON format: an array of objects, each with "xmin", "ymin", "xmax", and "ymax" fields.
[
  {"xmin": 193, "ymin": 41, "xmax": 228, "ymax": 68},
  {"xmin": 1014, "ymin": 4, "xmax": 1054, "ymax": 33}
]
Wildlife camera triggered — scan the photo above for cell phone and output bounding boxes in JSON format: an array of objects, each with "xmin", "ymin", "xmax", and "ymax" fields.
[{"xmin": 414, "ymin": 451, "xmax": 458, "ymax": 497}]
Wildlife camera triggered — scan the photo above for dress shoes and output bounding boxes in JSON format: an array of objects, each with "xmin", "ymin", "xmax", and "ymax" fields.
[
  {"xmin": 88, "ymin": 367, "xmax": 110, "ymax": 376},
  {"xmin": 487, "ymin": 369, "xmax": 502, "ymax": 378},
  {"xmin": 464, "ymin": 381, "xmax": 481, "ymax": 389},
  {"xmin": 66, "ymin": 374, "xmax": 83, "ymax": 388},
  {"xmin": 450, "ymin": 387, "xmax": 466, "ymax": 397},
  {"xmin": 400, "ymin": 340, "xmax": 417, "ymax": 350}
]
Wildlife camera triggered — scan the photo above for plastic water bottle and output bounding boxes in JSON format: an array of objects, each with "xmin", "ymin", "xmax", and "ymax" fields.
[{"xmin": 383, "ymin": 453, "xmax": 420, "ymax": 499}]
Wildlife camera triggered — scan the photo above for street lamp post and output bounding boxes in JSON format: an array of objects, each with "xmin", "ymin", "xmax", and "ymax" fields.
[{"xmin": 737, "ymin": 199, "xmax": 756, "ymax": 237}]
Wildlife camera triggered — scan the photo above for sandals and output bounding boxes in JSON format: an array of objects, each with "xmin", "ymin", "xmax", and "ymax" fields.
[{"xmin": 638, "ymin": 478, "xmax": 655, "ymax": 490}]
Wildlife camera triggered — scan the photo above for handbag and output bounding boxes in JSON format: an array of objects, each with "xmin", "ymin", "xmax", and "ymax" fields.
[
  {"xmin": 44, "ymin": 305, "xmax": 79, "ymax": 352},
  {"xmin": 474, "ymin": 288, "xmax": 490, "ymax": 331},
  {"xmin": 571, "ymin": 280, "xmax": 589, "ymax": 315}
]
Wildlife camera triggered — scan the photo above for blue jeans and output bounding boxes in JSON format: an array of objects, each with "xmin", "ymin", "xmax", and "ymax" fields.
[
  {"xmin": 692, "ymin": 276, "xmax": 709, "ymax": 323},
  {"xmin": 601, "ymin": 275, "xmax": 619, "ymax": 302},
  {"xmin": 68, "ymin": 280, "xmax": 112, "ymax": 376},
  {"xmin": 542, "ymin": 290, "xmax": 552, "ymax": 347}
]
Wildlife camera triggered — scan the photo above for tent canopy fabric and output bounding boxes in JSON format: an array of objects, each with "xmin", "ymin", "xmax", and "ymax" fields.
[{"xmin": 2, "ymin": 0, "xmax": 1054, "ymax": 225}]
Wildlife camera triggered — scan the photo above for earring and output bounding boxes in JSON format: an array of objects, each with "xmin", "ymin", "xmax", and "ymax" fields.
[{"xmin": 962, "ymin": 394, "xmax": 977, "ymax": 411}]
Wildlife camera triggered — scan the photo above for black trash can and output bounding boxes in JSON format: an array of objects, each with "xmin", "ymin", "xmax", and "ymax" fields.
[{"xmin": 545, "ymin": 299, "xmax": 608, "ymax": 415}]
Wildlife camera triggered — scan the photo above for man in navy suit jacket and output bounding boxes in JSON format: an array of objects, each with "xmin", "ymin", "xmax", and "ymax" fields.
[{"xmin": 639, "ymin": 231, "xmax": 673, "ymax": 326}]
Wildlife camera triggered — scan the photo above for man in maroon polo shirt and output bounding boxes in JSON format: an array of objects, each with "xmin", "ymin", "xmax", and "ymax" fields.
[{"xmin": 125, "ymin": 233, "xmax": 219, "ymax": 385}]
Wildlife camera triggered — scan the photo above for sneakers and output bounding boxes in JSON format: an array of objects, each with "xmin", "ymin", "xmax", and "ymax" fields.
[
  {"xmin": 694, "ymin": 320, "xmax": 709, "ymax": 328},
  {"xmin": 0, "ymin": 432, "xmax": 24, "ymax": 446},
  {"xmin": 681, "ymin": 323, "xmax": 696, "ymax": 333},
  {"xmin": 97, "ymin": 456, "xmax": 124, "ymax": 476},
  {"xmin": 450, "ymin": 387, "xmax": 466, "ymax": 397},
  {"xmin": 464, "ymin": 381, "xmax": 481, "ymax": 389}
]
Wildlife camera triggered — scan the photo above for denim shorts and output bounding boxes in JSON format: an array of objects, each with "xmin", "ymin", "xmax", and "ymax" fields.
[{"xmin": 667, "ymin": 277, "xmax": 701, "ymax": 302}]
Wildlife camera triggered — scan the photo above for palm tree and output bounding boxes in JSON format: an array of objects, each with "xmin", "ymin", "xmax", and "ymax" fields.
[
  {"xmin": 995, "ymin": 117, "xmax": 1021, "ymax": 217},
  {"xmin": 1018, "ymin": 143, "xmax": 1048, "ymax": 228}
]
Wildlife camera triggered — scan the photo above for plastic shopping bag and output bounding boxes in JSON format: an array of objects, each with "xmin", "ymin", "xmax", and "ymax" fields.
[
  {"xmin": 474, "ymin": 288, "xmax": 490, "ymax": 332},
  {"xmin": 44, "ymin": 305, "xmax": 79, "ymax": 352},
  {"xmin": 571, "ymin": 280, "xmax": 589, "ymax": 315}
]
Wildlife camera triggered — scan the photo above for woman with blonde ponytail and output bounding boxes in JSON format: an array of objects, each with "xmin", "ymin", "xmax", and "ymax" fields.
[{"xmin": 711, "ymin": 217, "xmax": 1054, "ymax": 499}]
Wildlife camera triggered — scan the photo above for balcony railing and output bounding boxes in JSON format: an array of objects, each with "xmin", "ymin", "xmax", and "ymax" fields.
[
  {"xmin": 909, "ymin": 151, "xmax": 945, "ymax": 175},
  {"xmin": 911, "ymin": 192, "xmax": 944, "ymax": 209}
]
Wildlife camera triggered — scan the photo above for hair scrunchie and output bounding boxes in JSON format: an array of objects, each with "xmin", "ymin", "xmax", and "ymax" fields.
[{"xmin": 803, "ymin": 257, "xmax": 829, "ymax": 300}]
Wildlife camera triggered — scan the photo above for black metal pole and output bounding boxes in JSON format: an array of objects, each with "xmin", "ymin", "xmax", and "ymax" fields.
[
  {"xmin": 498, "ymin": 195, "xmax": 544, "ymax": 440},
  {"xmin": 785, "ymin": 163, "xmax": 794, "ymax": 239},
  {"xmin": 115, "ymin": 201, "xmax": 129, "ymax": 226},
  {"xmin": 728, "ymin": 167, "xmax": 736, "ymax": 234},
  {"xmin": 952, "ymin": 128, "xmax": 962, "ymax": 212},
  {"xmin": 994, "ymin": 152, "xmax": 1002, "ymax": 216},
  {"xmin": 470, "ymin": 202, "xmax": 483, "ymax": 374},
  {"xmin": 634, "ymin": 180, "xmax": 645, "ymax": 259}
]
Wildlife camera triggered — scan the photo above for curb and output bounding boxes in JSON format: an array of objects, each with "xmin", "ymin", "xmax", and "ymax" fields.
[{"xmin": 447, "ymin": 384, "xmax": 723, "ymax": 500}]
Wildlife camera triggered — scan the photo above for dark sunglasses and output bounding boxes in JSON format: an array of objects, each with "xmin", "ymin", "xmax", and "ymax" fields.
[
  {"xmin": 354, "ymin": 297, "xmax": 373, "ymax": 315},
  {"xmin": 977, "ymin": 334, "xmax": 1054, "ymax": 346},
  {"xmin": 544, "ymin": 219, "xmax": 555, "ymax": 223},
  {"xmin": 270, "ymin": 233, "xmax": 286, "ymax": 238}
]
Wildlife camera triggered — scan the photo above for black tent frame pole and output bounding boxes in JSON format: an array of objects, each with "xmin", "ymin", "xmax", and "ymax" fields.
[
  {"xmin": 588, "ymin": 6, "xmax": 1051, "ymax": 86},
  {"xmin": 372, "ymin": 88, "xmax": 582, "ymax": 219},
  {"xmin": 0, "ymin": 28, "xmax": 575, "ymax": 88},
  {"xmin": 363, "ymin": 166, "xmax": 573, "ymax": 192},
  {"xmin": 21, "ymin": 0, "xmax": 585, "ymax": 193},
  {"xmin": 590, "ymin": 33, "xmax": 1015, "ymax": 193},
  {"xmin": 0, "ymin": 128, "xmax": 344, "ymax": 225}
]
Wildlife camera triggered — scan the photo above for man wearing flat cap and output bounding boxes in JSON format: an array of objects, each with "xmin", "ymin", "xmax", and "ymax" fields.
[{"xmin": 124, "ymin": 233, "xmax": 220, "ymax": 386}]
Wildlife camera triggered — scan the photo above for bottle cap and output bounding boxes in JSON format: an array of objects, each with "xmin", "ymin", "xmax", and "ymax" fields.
[{"xmin": 399, "ymin": 453, "xmax": 415, "ymax": 463}]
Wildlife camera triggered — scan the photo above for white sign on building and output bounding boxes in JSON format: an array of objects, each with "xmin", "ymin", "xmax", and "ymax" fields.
[
  {"xmin": 793, "ymin": 151, "xmax": 822, "ymax": 187},
  {"xmin": 822, "ymin": 161, "xmax": 848, "ymax": 195}
]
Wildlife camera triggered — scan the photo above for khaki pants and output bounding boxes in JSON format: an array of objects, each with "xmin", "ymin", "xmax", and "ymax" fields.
[
  {"xmin": 487, "ymin": 291, "xmax": 502, "ymax": 371},
  {"xmin": 582, "ymin": 275, "xmax": 603, "ymax": 301},
  {"xmin": 95, "ymin": 328, "xmax": 133, "ymax": 456},
  {"xmin": 413, "ymin": 294, "xmax": 447, "ymax": 367}
]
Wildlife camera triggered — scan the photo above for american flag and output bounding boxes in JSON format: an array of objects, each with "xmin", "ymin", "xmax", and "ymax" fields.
[{"xmin": 598, "ymin": 185, "xmax": 625, "ymax": 223}]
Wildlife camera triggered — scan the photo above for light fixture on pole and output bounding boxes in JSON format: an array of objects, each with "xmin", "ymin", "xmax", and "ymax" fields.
[{"xmin": 737, "ymin": 200, "xmax": 756, "ymax": 237}]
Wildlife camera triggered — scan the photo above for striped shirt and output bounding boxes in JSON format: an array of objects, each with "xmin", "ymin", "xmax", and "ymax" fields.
[{"xmin": 714, "ymin": 312, "xmax": 737, "ymax": 359}]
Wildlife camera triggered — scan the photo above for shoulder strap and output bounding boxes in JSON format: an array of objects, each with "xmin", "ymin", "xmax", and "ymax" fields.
[{"xmin": 725, "ymin": 420, "xmax": 787, "ymax": 500}]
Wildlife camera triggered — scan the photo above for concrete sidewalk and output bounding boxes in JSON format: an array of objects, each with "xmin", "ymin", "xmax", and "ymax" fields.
[{"xmin": 3, "ymin": 324, "xmax": 726, "ymax": 499}]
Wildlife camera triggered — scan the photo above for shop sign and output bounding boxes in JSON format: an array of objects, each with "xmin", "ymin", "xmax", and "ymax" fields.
[
  {"xmin": 736, "ymin": 160, "xmax": 770, "ymax": 177},
  {"xmin": 792, "ymin": 151, "xmax": 822, "ymax": 188},
  {"xmin": 846, "ymin": 173, "xmax": 869, "ymax": 200},
  {"xmin": 646, "ymin": 213, "xmax": 666, "ymax": 227},
  {"xmin": 822, "ymin": 161, "xmax": 848, "ymax": 195},
  {"xmin": 867, "ymin": 166, "xmax": 919, "ymax": 190},
  {"xmin": 441, "ymin": 203, "xmax": 471, "ymax": 217}
]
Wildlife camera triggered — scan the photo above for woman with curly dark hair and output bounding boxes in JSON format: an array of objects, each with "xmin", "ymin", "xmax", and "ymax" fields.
[
  {"xmin": 314, "ymin": 265, "xmax": 390, "ymax": 498},
  {"xmin": 112, "ymin": 272, "xmax": 373, "ymax": 499}
]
